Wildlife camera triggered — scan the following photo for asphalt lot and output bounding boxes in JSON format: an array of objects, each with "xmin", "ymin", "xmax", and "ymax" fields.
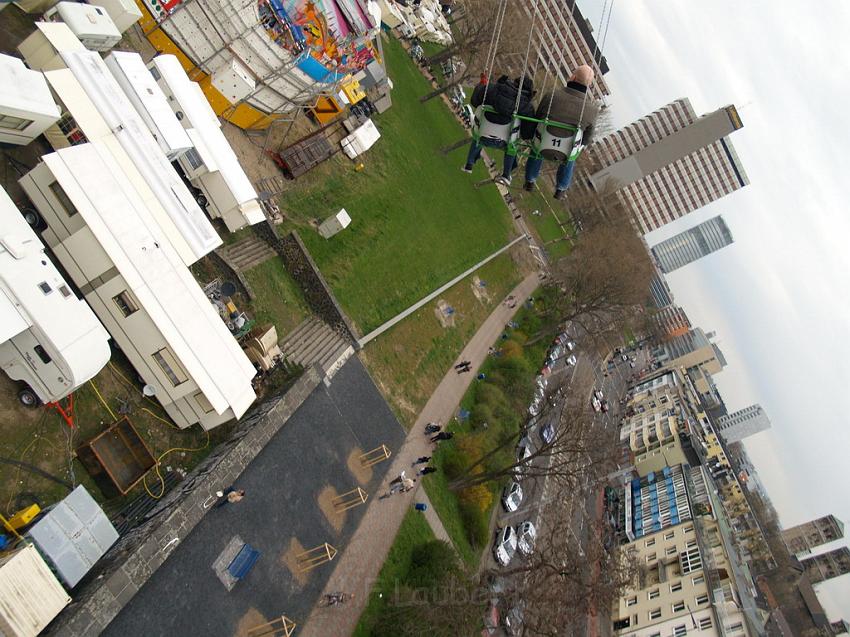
[{"xmin": 102, "ymin": 357, "xmax": 406, "ymax": 637}]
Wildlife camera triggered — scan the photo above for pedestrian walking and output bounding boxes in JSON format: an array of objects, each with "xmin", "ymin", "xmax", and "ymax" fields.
[
  {"xmin": 424, "ymin": 422, "xmax": 441, "ymax": 435},
  {"xmin": 413, "ymin": 456, "xmax": 432, "ymax": 466},
  {"xmin": 389, "ymin": 470, "xmax": 407, "ymax": 486},
  {"xmin": 431, "ymin": 431, "xmax": 454, "ymax": 443},
  {"xmin": 214, "ymin": 486, "xmax": 245, "ymax": 507},
  {"xmin": 418, "ymin": 466, "xmax": 437, "ymax": 476},
  {"xmin": 458, "ymin": 364, "xmax": 471, "ymax": 374},
  {"xmin": 454, "ymin": 360, "xmax": 471, "ymax": 370},
  {"xmin": 390, "ymin": 477, "xmax": 416, "ymax": 494}
]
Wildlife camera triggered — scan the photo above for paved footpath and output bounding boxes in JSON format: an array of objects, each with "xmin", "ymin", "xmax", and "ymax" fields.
[{"xmin": 300, "ymin": 272, "xmax": 540, "ymax": 637}]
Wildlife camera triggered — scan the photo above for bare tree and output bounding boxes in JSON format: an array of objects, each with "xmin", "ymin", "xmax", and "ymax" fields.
[
  {"xmin": 419, "ymin": 0, "xmax": 535, "ymax": 102},
  {"xmin": 484, "ymin": 500, "xmax": 640, "ymax": 636},
  {"xmin": 447, "ymin": 391, "xmax": 622, "ymax": 492}
]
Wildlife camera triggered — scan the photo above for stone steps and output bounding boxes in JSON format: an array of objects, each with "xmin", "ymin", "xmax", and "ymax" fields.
[
  {"xmin": 280, "ymin": 317, "xmax": 354, "ymax": 379},
  {"xmin": 224, "ymin": 236, "xmax": 276, "ymax": 271}
]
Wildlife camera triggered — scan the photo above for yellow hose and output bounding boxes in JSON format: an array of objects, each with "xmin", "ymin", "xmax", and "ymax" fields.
[
  {"xmin": 143, "ymin": 431, "xmax": 210, "ymax": 499},
  {"xmin": 88, "ymin": 380, "xmax": 117, "ymax": 421}
]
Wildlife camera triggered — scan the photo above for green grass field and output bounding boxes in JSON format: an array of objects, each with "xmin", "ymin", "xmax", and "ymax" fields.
[
  {"xmin": 279, "ymin": 36, "xmax": 514, "ymax": 334},
  {"xmin": 243, "ymin": 258, "xmax": 312, "ymax": 335}
]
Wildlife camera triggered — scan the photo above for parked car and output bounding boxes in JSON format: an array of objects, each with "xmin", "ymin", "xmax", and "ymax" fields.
[
  {"xmin": 629, "ymin": 361, "xmax": 636, "ymax": 368},
  {"xmin": 621, "ymin": 354, "xmax": 628, "ymax": 361},
  {"xmin": 535, "ymin": 374, "xmax": 547, "ymax": 390},
  {"xmin": 517, "ymin": 521, "xmax": 537, "ymax": 555},
  {"xmin": 591, "ymin": 396, "xmax": 602, "ymax": 412},
  {"xmin": 528, "ymin": 401, "xmax": 541, "ymax": 417},
  {"xmin": 547, "ymin": 345, "xmax": 562, "ymax": 362},
  {"xmin": 515, "ymin": 438, "xmax": 533, "ymax": 477},
  {"xmin": 502, "ymin": 482, "xmax": 523, "ymax": 512},
  {"xmin": 504, "ymin": 602, "xmax": 525, "ymax": 636},
  {"xmin": 566, "ymin": 354, "xmax": 577, "ymax": 366},
  {"xmin": 493, "ymin": 525, "xmax": 517, "ymax": 566},
  {"xmin": 540, "ymin": 421, "xmax": 556, "ymax": 444},
  {"xmin": 565, "ymin": 340, "xmax": 576, "ymax": 351},
  {"xmin": 601, "ymin": 399, "xmax": 610, "ymax": 413},
  {"xmin": 594, "ymin": 389, "xmax": 604, "ymax": 400}
]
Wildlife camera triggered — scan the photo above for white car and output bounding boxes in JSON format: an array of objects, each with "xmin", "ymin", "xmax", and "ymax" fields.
[
  {"xmin": 517, "ymin": 521, "xmax": 537, "ymax": 555},
  {"xmin": 594, "ymin": 389, "xmax": 604, "ymax": 400},
  {"xmin": 566, "ymin": 354, "xmax": 577, "ymax": 366},
  {"xmin": 535, "ymin": 375, "xmax": 547, "ymax": 390},
  {"xmin": 591, "ymin": 396, "xmax": 602, "ymax": 412},
  {"xmin": 493, "ymin": 525, "xmax": 518, "ymax": 566},
  {"xmin": 565, "ymin": 340, "xmax": 576, "ymax": 351},
  {"xmin": 502, "ymin": 481, "xmax": 523, "ymax": 512}
]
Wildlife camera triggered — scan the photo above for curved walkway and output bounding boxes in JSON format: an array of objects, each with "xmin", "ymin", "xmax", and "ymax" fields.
[{"xmin": 300, "ymin": 272, "xmax": 540, "ymax": 637}]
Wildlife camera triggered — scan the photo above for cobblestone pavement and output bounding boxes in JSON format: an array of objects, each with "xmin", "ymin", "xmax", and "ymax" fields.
[{"xmin": 300, "ymin": 272, "xmax": 540, "ymax": 637}]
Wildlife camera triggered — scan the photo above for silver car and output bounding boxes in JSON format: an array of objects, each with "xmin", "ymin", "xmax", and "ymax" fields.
[
  {"xmin": 517, "ymin": 521, "xmax": 537, "ymax": 555},
  {"xmin": 566, "ymin": 354, "xmax": 577, "ymax": 366},
  {"xmin": 493, "ymin": 525, "xmax": 518, "ymax": 566},
  {"xmin": 502, "ymin": 481, "xmax": 523, "ymax": 512}
]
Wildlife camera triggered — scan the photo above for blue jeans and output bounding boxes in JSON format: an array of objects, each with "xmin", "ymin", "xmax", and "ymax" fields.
[
  {"xmin": 465, "ymin": 138, "xmax": 516, "ymax": 178},
  {"xmin": 525, "ymin": 157, "xmax": 576, "ymax": 191}
]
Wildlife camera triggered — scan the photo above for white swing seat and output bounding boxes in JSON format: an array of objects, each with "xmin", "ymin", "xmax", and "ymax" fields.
[
  {"xmin": 533, "ymin": 123, "xmax": 584, "ymax": 162},
  {"xmin": 473, "ymin": 105, "xmax": 520, "ymax": 146}
]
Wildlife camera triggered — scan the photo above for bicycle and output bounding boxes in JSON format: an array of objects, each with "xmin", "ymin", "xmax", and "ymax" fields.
[{"xmin": 320, "ymin": 592, "xmax": 355, "ymax": 607}]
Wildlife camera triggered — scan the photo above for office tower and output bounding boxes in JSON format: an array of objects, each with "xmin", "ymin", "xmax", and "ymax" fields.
[
  {"xmin": 715, "ymin": 404, "xmax": 771, "ymax": 443},
  {"xmin": 588, "ymin": 98, "xmax": 749, "ymax": 233},
  {"xmin": 652, "ymin": 305, "xmax": 692, "ymax": 339},
  {"xmin": 782, "ymin": 515, "xmax": 845, "ymax": 557},
  {"xmin": 516, "ymin": 0, "xmax": 611, "ymax": 101},
  {"xmin": 651, "ymin": 215, "xmax": 734, "ymax": 273},
  {"xmin": 801, "ymin": 547, "xmax": 850, "ymax": 584}
]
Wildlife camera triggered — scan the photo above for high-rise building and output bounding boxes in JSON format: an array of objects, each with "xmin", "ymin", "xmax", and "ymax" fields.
[
  {"xmin": 516, "ymin": 0, "xmax": 611, "ymax": 101},
  {"xmin": 651, "ymin": 216, "xmax": 734, "ymax": 273},
  {"xmin": 587, "ymin": 98, "xmax": 749, "ymax": 233},
  {"xmin": 782, "ymin": 515, "xmax": 845, "ymax": 557},
  {"xmin": 652, "ymin": 305, "xmax": 692, "ymax": 339},
  {"xmin": 649, "ymin": 272, "xmax": 674, "ymax": 308},
  {"xmin": 715, "ymin": 405, "xmax": 771, "ymax": 443},
  {"xmin": 801, "ymin": 547, "xmax": 850, "ymax": 584}
]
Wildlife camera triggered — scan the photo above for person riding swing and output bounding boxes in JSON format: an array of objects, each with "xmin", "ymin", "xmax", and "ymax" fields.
[
  {"xmin": 463, "ymin": 74, "xmax": 536, "ymax": 183},
  {"xmin": 523, "ymin": 65, "xmax": 601, "ymax": 200}
]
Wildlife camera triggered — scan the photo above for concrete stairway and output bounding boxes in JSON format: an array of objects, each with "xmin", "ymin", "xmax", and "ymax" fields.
[
  {"xmin": 223, "ymin": 236, "xmax": 276, "ymax": 271},
  {"xmin": 280, "ymin": 317, "xmax": 355, "ymax": 379}
]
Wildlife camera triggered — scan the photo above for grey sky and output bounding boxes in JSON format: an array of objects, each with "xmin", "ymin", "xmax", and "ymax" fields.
[{"xmin": 579, "ymin": 0, "xmax": 850, "ymax": 619}]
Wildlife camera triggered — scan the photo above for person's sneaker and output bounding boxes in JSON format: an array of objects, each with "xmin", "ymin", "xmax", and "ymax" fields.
[
  {"xmin": 461, "ymin": 164, "xmax": 473, "ymax": 174},
  {"xmin": 524, "ymin": 181, "xmax": 535, "ymax": 192},
  {"xmin": 553, "ymin": 189, "xmax": 566, "ymax": 200},
  {"xmin": 495, "ymin": 175, "xmax": 512, "ymax": 186}
]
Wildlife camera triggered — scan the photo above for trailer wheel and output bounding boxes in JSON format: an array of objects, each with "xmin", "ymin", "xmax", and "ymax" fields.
[
  {"xmin": 195, "ymin": 193, "xmax": 208, "ymax": 208},
  {"xmin": 22, "ymin": 209, "xmax": 44, "ymax": 229},
  {"xmin": 18, "ymin": 388, "xmax": 40, "ymax": 408}
]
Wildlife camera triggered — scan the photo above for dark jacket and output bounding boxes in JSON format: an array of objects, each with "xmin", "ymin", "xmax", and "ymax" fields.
[
  {"xmin": 534, "ymin": 81, "xmax": 600, "ymax": 150},
  {"xmin": 471, "ymin": 76, "xmax": 536, "ymax": 135}
]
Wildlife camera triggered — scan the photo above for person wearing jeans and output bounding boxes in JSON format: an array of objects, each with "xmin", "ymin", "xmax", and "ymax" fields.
[
  {"xmin": 463, "ymin": 75, "xmax": 536, "ymax": 183},
  {"xmin": 523, "ymin": 65, "xmax": 601, "ymax": 199},
  {"xmin": 524, "ymin": 157, "xmax": 577, "ymax": 196}
]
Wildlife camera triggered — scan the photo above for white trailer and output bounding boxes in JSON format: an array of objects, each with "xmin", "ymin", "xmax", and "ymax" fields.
[
  {"xmin": 149, "ymin": 55, "xmax": 266, "ymax": 233},
  {"xmin": 18, "ymin": 23, "xmax": 222, "ymax": 266},
  {"xmin": 0, "ymin": 53, "xmax": 60, "ymax": 146},
  {"xmin": 0, "ymin": 185, "xmax": 110, "ymax": 405},
  {"xmin": 43, "ymin": 2, "xmax": 122, "ymax": 52},
  {"xmin": 20, "ymin": 142, "xmax": 257, "ymax": 430},
  {"xmin": 104, "ymin": 51, "xmax": 192, "ymax": 161}
]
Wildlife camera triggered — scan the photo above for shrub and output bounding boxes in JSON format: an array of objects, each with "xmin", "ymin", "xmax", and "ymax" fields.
[
  {"xmin": 470, "ymin": 403, "xmax": 494, "ymax": 429},
  {"xmin": 441, "ymin": 446, "xmax": 465, "ymax": 480},
  {"xmin": 499, "ymin": 340, "xmax": 523, "ymax": 359},
  {"xmin": 475, "ymin": 383, "xmax": 507, "ymax": 410},
  {"xmin": 407, "ymin": 540, "xmax": 457, "ymax": 589},
  {"xmin": 459, "ymin": 483, "xmax": 493, "ymax": 512},
  {"xmin": 456, "ymin": 433, "xmax": 486, "ymax": 464},
  {"xmin": 459, "ymin": 501, "xmax": 489, "ymax": 548}
]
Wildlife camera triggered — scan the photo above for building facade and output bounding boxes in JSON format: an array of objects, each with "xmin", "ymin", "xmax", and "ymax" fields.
[
  {"xmin": 653, "ymin": 328, "xmax": 727, "ymax": 397},
  {"xmin": 587, "ymin": 99, "xmax": 749, "ymax": 233},
  {"xmin": 651, "ymin": 216, "xmax": 734, "ymax": 274},
  {"xmin": 516, "ymin": 0, "xmax": 611, "ymax": 101},
  {"xmin": 652, "ymin": 305, "xmax": 692, "ymax": 340},
  {"xmin": 782, "ymin": 515, "xmax": 845, "ymax": 557},
  {"xmin": 715, "ymin": 405, "xmax": 771, "ymax": 443},
  {"xmin": 801, "ymin": 547, "xmax": 850, "ymax": 584}
]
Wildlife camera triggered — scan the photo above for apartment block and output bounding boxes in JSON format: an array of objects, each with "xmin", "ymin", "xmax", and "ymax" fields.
[
  {"xmin": 714, "ymin": 405, "xmax": 771, "ymax": 443},
  {"xmin": 587, "ymin": 99, "xmax": 748, "ymax": 234},
  {"xmin": 516, "ymin": 0, "xmax": 611, "ymax": 101},
  {"xmin": 801, "ymin": 547, "xmax": 850, "ymax": 584},
  {"xmin": 782, "ymin": 515, "xmax": 845, "ymax": 557}
]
